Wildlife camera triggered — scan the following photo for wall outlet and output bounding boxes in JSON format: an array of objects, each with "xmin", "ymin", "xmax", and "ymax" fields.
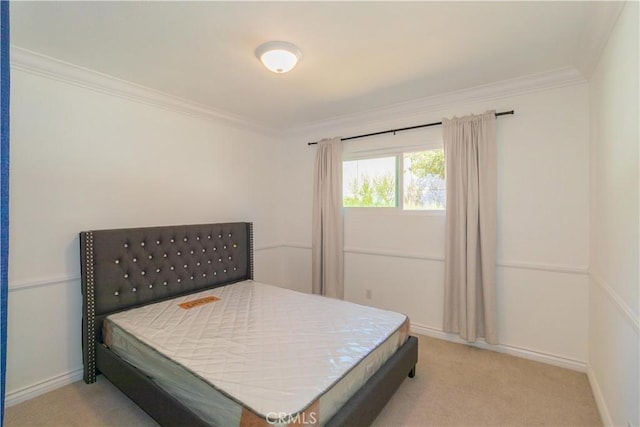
[{"xmin": 365, "ymin": 289, "xmax": 372, "ymax": 299}]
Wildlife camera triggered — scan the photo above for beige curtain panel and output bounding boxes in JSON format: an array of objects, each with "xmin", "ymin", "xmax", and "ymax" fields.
[
  {"xmin": 442, "ymin": 111, "xmax": 498, "ymax": 344},
  {"xmin": 312, "ymin": 137, "xmax": 344, "ymax": 299}
]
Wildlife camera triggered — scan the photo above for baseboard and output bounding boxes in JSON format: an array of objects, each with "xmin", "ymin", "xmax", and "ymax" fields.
[
  {"xmin": 4, "ymin": 368, "xmax": 83, "ymax": 407},
  {"xmin": 586, "ymin": 364, "xmax": 612, "ymax": 426},
  {"xmin": 410, "ymin": 323, "xmax": 587, "ymax": 372}
]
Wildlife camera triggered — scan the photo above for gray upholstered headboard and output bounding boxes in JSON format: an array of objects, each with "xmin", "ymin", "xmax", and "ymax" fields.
[{"xmin": 80, "ymin": 222, "xmax": 253, "ymax": 383}]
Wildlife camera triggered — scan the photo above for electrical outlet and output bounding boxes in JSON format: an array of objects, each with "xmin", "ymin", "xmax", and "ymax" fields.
[{"xmin": 365, "ymin": 289, "xmax": 372, "ymax": 299}]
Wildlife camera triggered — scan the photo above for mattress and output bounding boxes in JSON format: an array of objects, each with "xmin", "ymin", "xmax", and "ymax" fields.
[{"xmin": 103, "ymin": 280, "xmax": 409, "ymax": 426}]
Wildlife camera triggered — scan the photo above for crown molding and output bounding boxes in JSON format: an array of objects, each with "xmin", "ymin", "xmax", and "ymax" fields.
[
  {"xmin": 10, "ymin": 46, "xmax": 281, "ymax": 137},
  {"xmin": 287, "ymin": 67, "xmax": 586, "ymax": 137},
  {"xmin": 10, "ymin": 46, "xmax": 587, "ymax": 139}
]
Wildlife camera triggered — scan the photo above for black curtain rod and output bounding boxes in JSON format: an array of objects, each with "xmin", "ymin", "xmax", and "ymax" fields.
[{"xmin": 307, "ymin": 110, "xmax": 515, "ymax": 146}]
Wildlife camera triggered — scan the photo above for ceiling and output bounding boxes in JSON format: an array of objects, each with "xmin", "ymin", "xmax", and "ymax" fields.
[{"xmin": 10, "ymin": 1, "xmax": 622, "ymax": 131}]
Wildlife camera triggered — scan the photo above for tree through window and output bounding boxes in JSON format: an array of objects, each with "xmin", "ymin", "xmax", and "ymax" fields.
[{"xmin": 404, "ymin": 149, "xmax": 445, "ymax": 210}]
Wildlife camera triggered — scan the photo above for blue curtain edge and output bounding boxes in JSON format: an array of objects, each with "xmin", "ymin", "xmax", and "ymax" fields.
[{"xmin": 1, "ymin": 0, "xmax": 10, "ymax": 425}]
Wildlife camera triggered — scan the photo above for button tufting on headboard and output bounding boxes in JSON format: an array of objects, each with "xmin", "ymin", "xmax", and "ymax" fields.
[
  {"xmin": 80, "ymin": 222, "xmax": 254, "ymax": 384},
  {"xmin": 81, "ymin": 221, "xmax": 252, "ymax": 322}
]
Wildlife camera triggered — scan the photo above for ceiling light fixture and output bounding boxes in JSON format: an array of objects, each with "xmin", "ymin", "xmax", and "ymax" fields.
[{"xmin": 255, "ymin": 41, "xmax": 302, "ymax": 74}]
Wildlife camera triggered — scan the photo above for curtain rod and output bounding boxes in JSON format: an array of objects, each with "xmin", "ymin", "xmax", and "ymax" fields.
[{"xmin": 307, "ymin": 110, "xmax": 514, "ymax": 146}]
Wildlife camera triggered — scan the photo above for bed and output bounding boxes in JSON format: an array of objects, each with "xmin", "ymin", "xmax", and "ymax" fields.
[{"xmin": 80, "ymin": 222, "xmax": 418, "ymax": 426}]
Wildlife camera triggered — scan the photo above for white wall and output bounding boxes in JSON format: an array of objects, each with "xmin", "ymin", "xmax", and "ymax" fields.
[
  {"xmin": 587, "ymin": 2, "xmax": 639, "ymax": 426},
  {"xmin": 8, "ymin": 10, "xmax": 636, "ymax": 418},
  {"xmin": 279, "ymin": 80, "xmax": 591, "ymax": 370},
  {"xmin": 6, "ymin": 65, "xmax": 282, "ymax": 404}
]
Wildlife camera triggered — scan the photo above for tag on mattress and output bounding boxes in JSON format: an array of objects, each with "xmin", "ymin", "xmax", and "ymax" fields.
[{"xmin": 179, "ymin": 296, "xmax": 220, "ymax": 309}]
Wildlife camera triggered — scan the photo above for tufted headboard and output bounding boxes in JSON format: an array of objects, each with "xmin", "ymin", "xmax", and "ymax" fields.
[{"xmin": 80, "ymin": 222, "xmax": 253, "ymax": 383}]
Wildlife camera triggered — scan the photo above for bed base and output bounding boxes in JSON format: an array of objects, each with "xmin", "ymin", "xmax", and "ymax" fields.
[
  {"xmin": 96, "ymin": 344, "xmax": 209, "ymax": 426},
  {"xmin": 325, "ymin": 335, "xmax": 418, "ymax": 427},
  {"xmin": 96, "ymin": 336, "xmax": 417, "ymax": 426}
]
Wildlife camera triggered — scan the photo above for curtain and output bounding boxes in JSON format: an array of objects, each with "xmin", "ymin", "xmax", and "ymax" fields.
[
  {"xmin": 442, "ymin": 111, "xmax": 498, "ymax": 344},
  {"xmin": 312, "ymin": 137, "xmax": 344, "ymax": 299},
  {"xmin": 0, "ymin": 0, "xmax": 10, "ymax": 423}
]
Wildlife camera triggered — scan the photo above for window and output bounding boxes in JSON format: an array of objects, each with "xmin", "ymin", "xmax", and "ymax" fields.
[{"xmin": 343, "ymin": 147, "xmax": 445, "ymax": 211}]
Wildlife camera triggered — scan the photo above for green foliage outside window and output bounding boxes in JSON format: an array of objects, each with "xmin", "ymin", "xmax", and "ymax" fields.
[
  {"xmin": 343, "ymin": 173, "xmax": 396, "ymax": 207},
  {"xmin": 406, "ymin": 150, "xmax": 445, "ymax": 179},
  {"xmin": 343, "ymin": 149, "xmax": 445, "ymax": 209}
]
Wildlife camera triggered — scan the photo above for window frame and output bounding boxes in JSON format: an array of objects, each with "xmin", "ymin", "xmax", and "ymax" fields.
[{"xmin": 342, "ymin": 141, "xmax": 445, "ymax": 215}]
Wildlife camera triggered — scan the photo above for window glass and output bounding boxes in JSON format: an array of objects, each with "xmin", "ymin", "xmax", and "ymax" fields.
[
  {"xmin": 403, "ymin": 149, "xmax": 446, "ymax": 210},
  {"xmin": 343, "ymin": 156, "xmax": 397, "ymax": 207}
]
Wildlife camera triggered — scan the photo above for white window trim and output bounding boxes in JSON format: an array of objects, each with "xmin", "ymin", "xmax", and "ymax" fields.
[{"xmin": 343, "ymin": 142, "xmax": 441, "ymax": 161}]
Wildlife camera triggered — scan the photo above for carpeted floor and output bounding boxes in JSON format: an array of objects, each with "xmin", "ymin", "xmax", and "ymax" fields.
[{"xmin": 5, "ymin": 334, "xmax": 601, "ymax": 426}]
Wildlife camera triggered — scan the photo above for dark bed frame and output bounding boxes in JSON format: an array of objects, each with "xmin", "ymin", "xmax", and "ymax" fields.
[{"xmin": 80, "ymin": 222, "xmax": 418, "ymax": 426}]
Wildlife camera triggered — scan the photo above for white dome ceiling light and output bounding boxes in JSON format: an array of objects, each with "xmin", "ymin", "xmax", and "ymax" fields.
[{"xmin": 255, "ymin": 41, "xmax": 302, "ymax": 74}]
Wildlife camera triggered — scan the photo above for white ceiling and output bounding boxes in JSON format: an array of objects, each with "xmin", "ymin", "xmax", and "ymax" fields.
[{"xmin": 10, "ymin": 1, "xmax": 622, "ymax": 131}]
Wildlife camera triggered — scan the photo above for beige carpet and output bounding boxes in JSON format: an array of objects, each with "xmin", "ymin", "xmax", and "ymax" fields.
[{"xmin": 5, "ymin": 335, "xmax": 601, "ymax": 426}]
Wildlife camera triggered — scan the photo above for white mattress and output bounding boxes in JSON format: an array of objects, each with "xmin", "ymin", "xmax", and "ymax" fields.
[{"xmin": 104, "ymin": 280, "xmax": 409, "ymax": 426}]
